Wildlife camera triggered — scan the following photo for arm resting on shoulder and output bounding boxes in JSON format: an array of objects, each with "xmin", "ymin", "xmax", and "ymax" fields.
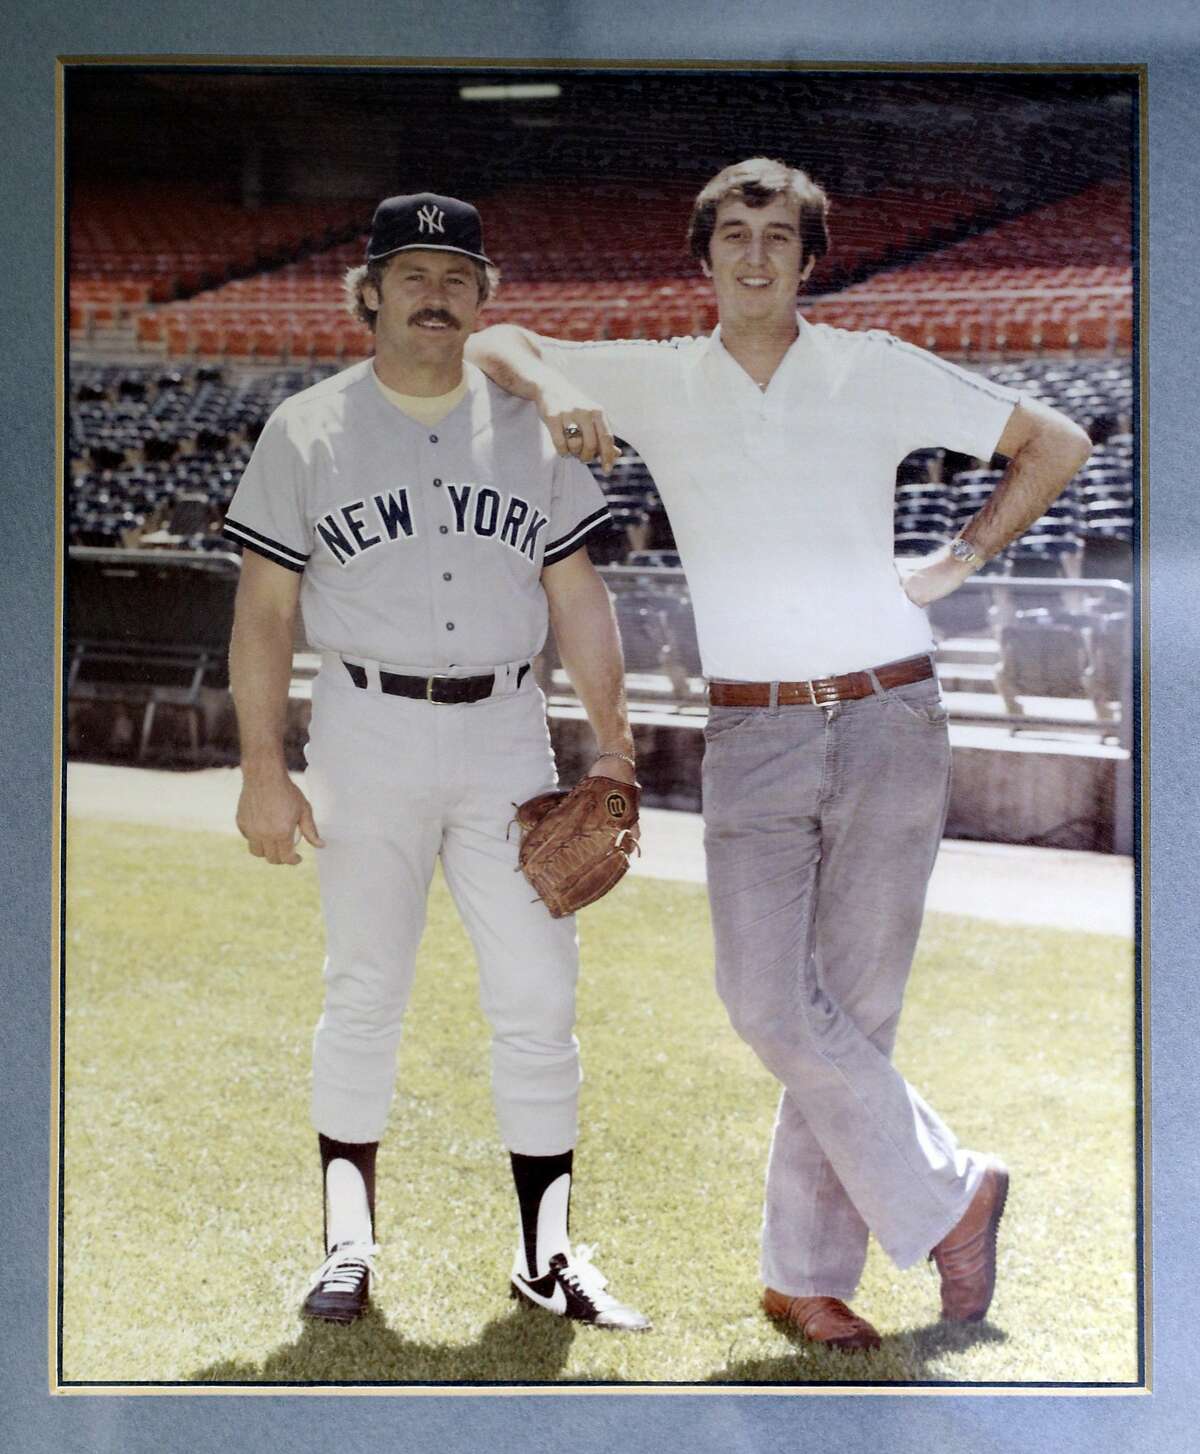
[
  {"xmin": 903, "ymin": 398, "xmax": 1093, "ymax": 607},
  {"xmin": 228, "ymin": 550, "xmax": 324, "ymax": 865},
  {"xmin": 467, "ymin": 324, "xmax": 619, "ymax": 471},
  {"xmin": 540, "ymin": 548, "xmax": 635, "ymax": 785}
]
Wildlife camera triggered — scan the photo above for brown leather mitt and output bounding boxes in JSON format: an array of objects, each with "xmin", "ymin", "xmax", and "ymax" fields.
[{"xmin": 514, "ymin": 776, "xmax": 640, "ymax": 918}]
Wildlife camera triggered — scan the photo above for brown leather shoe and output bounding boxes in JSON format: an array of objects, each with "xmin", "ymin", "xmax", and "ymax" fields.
[
  {"xmin": 762, "ymin": 1288, "xmax": 882, "ymax": 1352},
  {"xmin": 930, "ymin": 1159, "xmax": 1010, "ymax": 1322}
]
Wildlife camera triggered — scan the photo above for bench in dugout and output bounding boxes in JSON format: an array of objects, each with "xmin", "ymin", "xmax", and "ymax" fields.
[{"xmin": 67, "ymin": 547, "xmax": 240, "ymax": 759}]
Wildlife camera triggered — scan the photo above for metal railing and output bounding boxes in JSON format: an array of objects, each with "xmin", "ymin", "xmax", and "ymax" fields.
[{"xmin": 589, "ymin": 566, "xmax": 1133, "ymax": 742}]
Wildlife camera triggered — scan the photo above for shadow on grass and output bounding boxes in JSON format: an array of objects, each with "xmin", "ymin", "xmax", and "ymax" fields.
[
  {"xmin": 192, "ymin": 1300, "xmax": 579, "ymax": 1384},
  {"xmin": 191, "ymin": 1305, "xmax": 1007, "ymax": 1386},
  {"xmin": 708, "ymin": 1318, "xmax": 1009, "ymax": 1385}
]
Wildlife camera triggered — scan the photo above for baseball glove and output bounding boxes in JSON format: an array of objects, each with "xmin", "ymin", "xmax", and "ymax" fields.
[{"xmin": 514, "ymin": 775, "xmax": 640, "ymax": 918}]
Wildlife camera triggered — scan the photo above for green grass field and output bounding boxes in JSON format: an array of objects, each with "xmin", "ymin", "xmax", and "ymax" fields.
[{"xmin": 61, "ymin": 819, "xmax": 1140, "ymax": 1387}]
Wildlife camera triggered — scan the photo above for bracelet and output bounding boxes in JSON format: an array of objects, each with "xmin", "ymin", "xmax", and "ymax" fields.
[{"xmin": 594, "ymin": 750, "xmax": 637, "ymax": 771}]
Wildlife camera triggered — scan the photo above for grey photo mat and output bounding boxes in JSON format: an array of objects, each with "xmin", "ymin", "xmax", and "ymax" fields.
[{"xmin": 5, "ymin": 2, "xmax": 1196, "ymax": 1451}]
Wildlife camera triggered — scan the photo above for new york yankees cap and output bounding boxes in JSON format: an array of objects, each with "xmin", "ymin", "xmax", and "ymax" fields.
[{"xmin": 366, "ymin": 192, "xmax": 494, "ymax": 266}]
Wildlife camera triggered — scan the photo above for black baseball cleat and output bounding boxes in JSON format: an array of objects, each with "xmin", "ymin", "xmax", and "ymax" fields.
[
  {"xmin": 301, "ymin": 1241, "xmax": 378, "ymax": 1324},
  {"xmin": 510, "ymin": 1245, "xmax": 651, "ymax": 1331}
]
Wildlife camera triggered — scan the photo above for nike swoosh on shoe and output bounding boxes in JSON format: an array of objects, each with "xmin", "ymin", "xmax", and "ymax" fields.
[{"xmin": 512, "ymin": 1269, "xmax": 568, "ymax": 1314}]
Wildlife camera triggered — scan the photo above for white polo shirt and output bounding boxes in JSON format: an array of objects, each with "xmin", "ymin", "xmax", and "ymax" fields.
[{"xmin": 543, "ymin": 319, "xmax": 1020, "ymax": 680}]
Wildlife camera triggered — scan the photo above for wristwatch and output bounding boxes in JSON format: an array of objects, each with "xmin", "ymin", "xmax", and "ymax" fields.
[{"xmin": 949, "ymin": 536, "xmax": 985, "ymax": 570}]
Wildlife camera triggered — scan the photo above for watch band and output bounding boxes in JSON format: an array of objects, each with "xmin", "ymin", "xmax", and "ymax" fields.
[{"xmin": 950, "ymin": 536, "xmax": 985, "ymax": 569}]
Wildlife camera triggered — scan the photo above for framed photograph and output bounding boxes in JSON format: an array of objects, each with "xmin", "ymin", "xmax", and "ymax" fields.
[{"xmin": 5, "ymin": 2, "xmax": 1197, "ymax": 1451}]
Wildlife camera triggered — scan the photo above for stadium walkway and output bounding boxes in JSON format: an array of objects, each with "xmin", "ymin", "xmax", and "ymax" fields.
[{"xmin": 64, "ymin": 763, "xmax": 1134, "ymax": 939}]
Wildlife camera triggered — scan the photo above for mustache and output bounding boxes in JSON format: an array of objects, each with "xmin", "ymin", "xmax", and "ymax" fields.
[{"xmin": 408, "ymin": 309, "xmax": 460, "ymax": 330}]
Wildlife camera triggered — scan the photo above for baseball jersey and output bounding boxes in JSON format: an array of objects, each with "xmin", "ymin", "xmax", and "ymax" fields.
[
  {"xmin": 541, "ymin": 319, "xmax": 1020, "ymax": 681},
  {"xmin": 223, "ymin": 360, "xmax": 610, "ymax": 670}
]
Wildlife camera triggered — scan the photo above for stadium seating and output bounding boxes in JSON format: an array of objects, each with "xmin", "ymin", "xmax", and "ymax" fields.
[
  {"xmin": 69, "ymin": 184, "xmax": 364, "ymax": 307},
  {"xmin": 74, "ymin": 176, "xmax": 1124, "ymax": 357},
  {"xmin": 66, "ymin": 159, "xmax": 1136, "ymax": 747},
  {"xmin": 68, "ymin": 355, "xmax": 1135, "ymax": 571},
  {"xmin": 800, "ymin": 182, "xmax": 1132, "ymax": 359}
]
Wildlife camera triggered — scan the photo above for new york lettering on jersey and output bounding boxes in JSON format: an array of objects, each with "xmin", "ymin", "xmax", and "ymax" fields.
[
  {"xmin": 222, "ymin": 364, "xmax": 592, "ymax": 576},
  {"xmin": 313, "ymin": 484, "xmax": 549, "ymax": 567}
]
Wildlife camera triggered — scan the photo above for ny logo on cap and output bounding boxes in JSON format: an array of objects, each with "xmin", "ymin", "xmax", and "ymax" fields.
[{"xmin": 417, "ymin": 204, "xmax": 446, "ymax": 235}]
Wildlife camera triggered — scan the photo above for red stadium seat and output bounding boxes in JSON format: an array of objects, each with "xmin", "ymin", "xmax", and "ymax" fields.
[
  {"xmin": 194, "ymin": 326, "xmax": 225, "ymax": 360},
  {"xmin": 889, "ymin": 316, "xmax": 925, "ymax": 347},
  {"xmin": 561, "ymin": 315, "xmax": 600, "ymax": 341},
  {"xmin": 1037, "ymin": 316, "xmax": 1074, "ymax": 351},
  {"xmin": 1075, "ymin": 314, "xmax": 1112, "ymax": 351},
  {"xmin": 225, "ymin": 328, "xmax": 255, "ymax": 360},
  {"xmin": 338, "ymin": 324, "xmax": 371, "ymax": 360},
  {"xmin": 929, "ymin": 318, "xmax": 967, "ymax": 354},
  {"xmin": 252, "ymin": 327, "xmax": 285, "ymax": 362},
  {"xmin": 311, "ymin": 329, "xmax": 342, "ymax": 363},
  {"xmin": 998, "ymin": 316, "xmax": 1036, "ymax": 352},
  {"xmin": 604, "ymin": 311, "xmax": 641, "ymax": 340}
]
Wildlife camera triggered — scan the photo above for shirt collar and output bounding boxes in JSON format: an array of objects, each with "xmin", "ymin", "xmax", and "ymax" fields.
[{"xmin": 697, "ymin": 312, "xmax": 813, "ymax": 389}]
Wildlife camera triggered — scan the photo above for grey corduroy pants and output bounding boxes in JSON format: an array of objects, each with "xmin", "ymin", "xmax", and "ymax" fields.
[{"xmin": 702, "ymin": 672, "xmax": 985, "ymax": 1297}]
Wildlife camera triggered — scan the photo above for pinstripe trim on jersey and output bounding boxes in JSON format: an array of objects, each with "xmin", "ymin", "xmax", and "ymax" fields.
[
  {"xmin": 878, "ymin": 333, "xmax": 1020, "ymax": 403},
  {"xmin": 222, "ymin": 518, "xmax": 310, "ymax": 574},
  {"xmin": 542, "ymin": 506, "xmax": 611, "ymax": 565}
]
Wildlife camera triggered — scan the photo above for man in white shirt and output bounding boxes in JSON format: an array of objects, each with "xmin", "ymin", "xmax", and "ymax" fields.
[{"xmin": 467, "ymin": 158, "xmax": 1091, "ymax": 1352}]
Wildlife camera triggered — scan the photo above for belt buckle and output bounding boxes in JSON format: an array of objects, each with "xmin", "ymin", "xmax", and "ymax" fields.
[
  {"xmin": 811, "ymin": 675, "xmax": 840, "ymax": 706},
  {"xmin": 426, "ymin": 675, "xmax": 444, "ymax": 704}
]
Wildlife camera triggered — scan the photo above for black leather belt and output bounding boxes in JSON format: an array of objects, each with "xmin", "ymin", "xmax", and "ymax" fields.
[
  {"xmin": 343, "ymin": 660, "xmax": 530, "ymax": 703},
  {"xmin": 708, "ymin": 654, "xmax": 934, "ymax": 708}
]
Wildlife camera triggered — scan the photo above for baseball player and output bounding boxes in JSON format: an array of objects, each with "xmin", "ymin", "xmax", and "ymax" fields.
[
  {"xmin": 467, "ymin": 158, "xmax": 1091, "ymax": 1351},
  {"xmin": 223, "ymin": 192, "xmax": 649, "ymax": 1332}
]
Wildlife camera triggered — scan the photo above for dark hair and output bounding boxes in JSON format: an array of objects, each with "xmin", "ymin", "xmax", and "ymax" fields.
[
  {"xmin": 343, "ymin": 255, "xmax": 500, "ymax": 330},
  {"xmin": 687, "ymin": 157, "xmax": 831, "ymax": 268}
]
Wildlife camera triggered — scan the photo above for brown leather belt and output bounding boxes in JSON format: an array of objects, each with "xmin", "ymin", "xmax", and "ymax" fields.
[{"xmin": 708, "ymin": 654, "xmax": 935, "ymax": 708}]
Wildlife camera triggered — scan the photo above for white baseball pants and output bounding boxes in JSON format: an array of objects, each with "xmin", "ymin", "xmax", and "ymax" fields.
[{"xmin": 302, "ymin": 662, "xmax": 581, "ymax": 1155}]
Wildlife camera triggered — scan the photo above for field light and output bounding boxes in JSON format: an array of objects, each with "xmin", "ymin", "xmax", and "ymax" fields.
[{"xmin": 459, "ymin": 83, "xmax": 562, "ymax": 101}]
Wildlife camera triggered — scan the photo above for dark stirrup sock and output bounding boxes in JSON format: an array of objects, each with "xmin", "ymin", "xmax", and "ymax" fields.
[
  {"xmin": 318, "ymin": 1134, "xmax": 378, "ymax": 1251},
  {"xmin": 510, "ymin": 1148, "xmax": 574, "ymax": 1278}
]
